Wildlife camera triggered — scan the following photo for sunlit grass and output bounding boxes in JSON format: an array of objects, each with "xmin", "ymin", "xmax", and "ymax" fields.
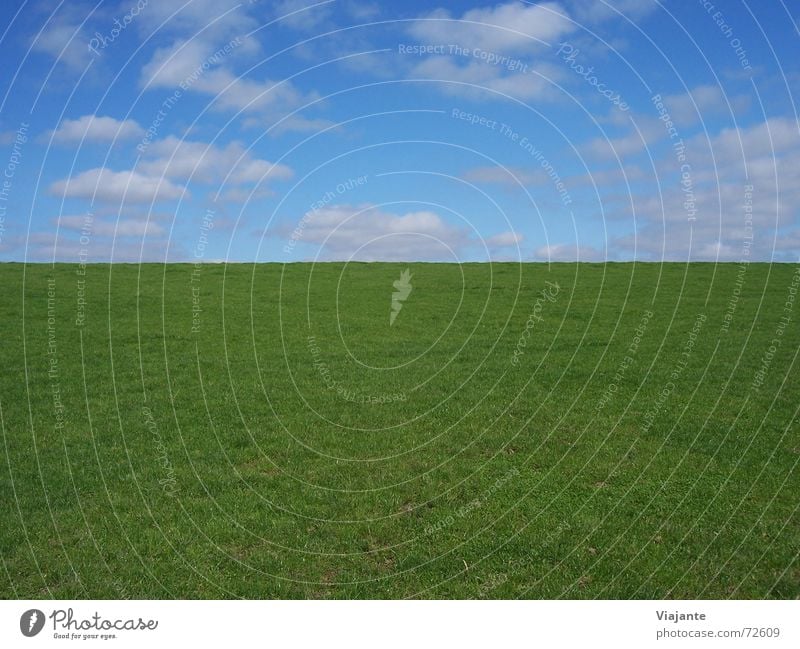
[{"xmin": 1, "ymin": 262, "xmax": 798, "ymax": 598}]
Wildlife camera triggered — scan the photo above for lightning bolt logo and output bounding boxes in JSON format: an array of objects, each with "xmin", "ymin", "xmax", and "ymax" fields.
[
  {"xmin": 390, "ymin": 269, "xmax": 413, "ymax": 326},
  {"xmin": 20, "ymin": 608, "xmax": 45, "ymax": 637}
]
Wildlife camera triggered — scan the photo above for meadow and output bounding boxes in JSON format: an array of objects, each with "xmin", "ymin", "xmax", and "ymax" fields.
[{"xmin": 0, "ymin": 261, "xmax": 798, "ymax": 599}]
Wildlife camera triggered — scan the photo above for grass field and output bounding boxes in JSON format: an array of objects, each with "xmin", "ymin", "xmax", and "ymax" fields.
[{"xmin": 1, "ymin": 261, "xmax": 798, "ymax": 599}]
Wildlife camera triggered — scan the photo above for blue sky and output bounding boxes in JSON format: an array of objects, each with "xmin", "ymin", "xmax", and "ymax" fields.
[{"xmin": 0, "ymin": 0, "xmax": 798, "ymax": 262}]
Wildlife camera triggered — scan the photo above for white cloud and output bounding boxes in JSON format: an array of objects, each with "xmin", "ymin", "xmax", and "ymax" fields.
[
  {"xmin": 399, "ymin": 3, "xmax": 592, "ymax": 103},
  {"xmin": 269, "ymin": 0, "xmax": 380, "ymax": 30},
  {"xmin": 47, "ymin": 134, "xmax": 292, "ymax": 208},
  {"xmin": 534, "ymin": 242, "xmax": 607, "ymax": 261},
  {"xmin": 57, "ymin": 215, "xmax": 165, "ymax": 237},
  {"xmin": 659, "ymin": 84, "xmax": 750, "ymax": 125},
  {"xmin": 202, "ymin": 68, "xmax": 314, "ymax": 114},
  {"xmin": 49, "ymin": 168, "xmax": 187, "ymax": 203},
  {"xmin": 138, "ymin": 136, "xmax": 293, "ymax": 185},
  {"xmin": 50, "ymin": 115, "xmax": 145, "ymax": 144},
  {"xmin": 604, "ymin": 117, "xmax": 800, "ymax": 260},
  {"xmin": 411, "ymin": 56, "xmax": 562, "ymax": 101},
  {"xmin": 140, "ymin": 39, "xmax": 217, "ymax": 88},
  {"xmin": 26, "ymin": 236, "xmax": 172, "ymax": 263},
  {"xmin": 272, "ymin": 0, "xmax": 334, "ymax": 31},
  {"xmin": 563, "ymin": 0, "xmax": 659, "ymax": 24},
  {"xmin": 276, "ymin": 204, "xmax": 474, "ymax": 260},
  {"xmin": 136, "ymin": 0, "xmax": 255, "ymax": 40},
  {"xmin": 409, "ymin": 2, "xmax": 575, "ymax": 52},
  {"xmin": 31, "ymin": 16, "xmax": 90, "ymax": 70},
  {"xmin": 582, "ymin": 116, "xmax": 665, "ymax": 159},
  {"xmin": 139, "ymin": 38, "xmax": 318, "ymax": 128},
  {"xmin": 462, "ymin": 165, "xmax": 553, "ymax": 186},
  {"xmin": 137, "ymin": 2, "xmax": 321, "ymax": 129},
  {"xmin": 275, "ymin": 204, "xmax": 523, "ymax": 260},
  {"xmin": 252, "ymin": 114, "xmax": 338, "ymax": 135},
  {"xmin": 487, "ymin": 231, "xmax": 523, "ymax": 247},
  {"xmin": 703, "ymin": 117, "xmax": 800, "ymax": 162},
  {"xmin": 568, "ymin": 164, "xmax": 646, "ymax": 187},
  {"xmin": 345, "ymin": 1, "xmax": 381, "ymax": 20},
  {"xmin": 218, "ymin": 186, "xmax": 274, "ymax": 204}
]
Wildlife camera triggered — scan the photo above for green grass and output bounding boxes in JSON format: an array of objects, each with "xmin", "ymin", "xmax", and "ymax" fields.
[{"xmin": 1, "ymin": 261, "xmax": 798, "ymax": 599}]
